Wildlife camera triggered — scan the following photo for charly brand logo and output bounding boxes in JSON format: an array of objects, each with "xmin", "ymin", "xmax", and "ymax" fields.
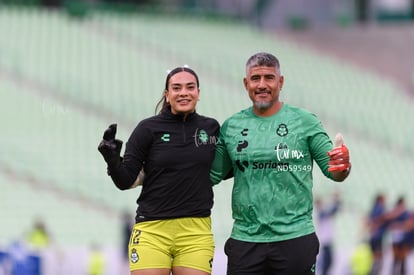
[
  {"xmin": 161, "ymin": 133, "xmax": 170, "ymax": 142},
  {"xmin": 194, "ymin": 128, "xmax": 218, "ymax": 147}
]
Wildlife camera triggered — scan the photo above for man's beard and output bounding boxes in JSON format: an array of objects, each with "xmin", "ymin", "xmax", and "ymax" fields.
[{"xmin": 254, "ymin": 101, "xmax": 273, "ymax": 110}]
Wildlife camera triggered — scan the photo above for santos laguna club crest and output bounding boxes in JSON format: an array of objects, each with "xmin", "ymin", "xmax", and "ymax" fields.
[
  {"xmin": 276, "ymin": 123, "xmax": 288, "ymax": 137},
  {"xmin": 130, "ymin": 248, "xmax": 139, "ymax": 263}
]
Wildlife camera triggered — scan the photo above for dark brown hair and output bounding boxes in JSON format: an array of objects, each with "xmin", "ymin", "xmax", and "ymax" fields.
[{"xmin": 155, "ymin": 66, "xmax": 200, "ymax": 114}]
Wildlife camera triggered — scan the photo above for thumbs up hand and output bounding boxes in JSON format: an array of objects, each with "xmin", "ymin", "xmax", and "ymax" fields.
[{"xmin": 327, "ymin": 133, "xmax": 351, "ymax": 172}]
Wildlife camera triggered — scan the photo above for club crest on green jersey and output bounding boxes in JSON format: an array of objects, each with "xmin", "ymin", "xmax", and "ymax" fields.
[{"xmin": 276, "ymin": 123, "xmax": 288, "ymax": 136}]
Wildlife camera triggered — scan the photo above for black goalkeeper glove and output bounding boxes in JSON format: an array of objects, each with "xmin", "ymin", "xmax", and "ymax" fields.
[{"xmin": 98, "ymin": 123, "xmax": 123, "ymax": 168}]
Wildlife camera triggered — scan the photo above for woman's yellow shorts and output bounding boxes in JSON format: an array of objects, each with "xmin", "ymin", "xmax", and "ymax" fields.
[{"xmin": 128, "ymin": 216, "xmax": 214, "ymax": 273}]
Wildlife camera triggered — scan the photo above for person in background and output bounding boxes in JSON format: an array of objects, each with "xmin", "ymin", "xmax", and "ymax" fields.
[
  {"xmin": 210, "ymin": 52, "xmax": 351, "ymax": 275},
  {"xmin": 315, "ymin": 193, "xmax": 341, "ymax": 275},
  {"xmin": 350, "ymin": 241, "xmax": 373, "ymax": 275},
  {"xmin": 366, "ymin": 193, "xmax": 387, "ymax": 275},
  {"xmin": 381, "ymin": 197, "xmax": 410, "ymax": 275},
  {"xmin": 88, "ymin": 244, "xmax": 105, "ymax": 275},
  {"xmin": 399, "ymin": 210, "xmax": 414, "ymax": 267},
  {"xmin": 98, "ymin": 66, "xmax": 219, "ymax": 275},
  {"xmin": 27, "ymin": 218, "xmax": 50, "ymax": 250}
]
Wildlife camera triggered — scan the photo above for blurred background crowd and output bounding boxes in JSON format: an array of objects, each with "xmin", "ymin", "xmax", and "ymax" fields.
[{"xmin": 0, "ymin": 0, "xmax": 413, "ymax": 274}]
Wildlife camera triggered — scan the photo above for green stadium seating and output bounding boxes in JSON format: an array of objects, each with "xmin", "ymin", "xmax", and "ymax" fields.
[{"xmin": 1, "ymin": 6, "xmax": 414, "ymax": 253}]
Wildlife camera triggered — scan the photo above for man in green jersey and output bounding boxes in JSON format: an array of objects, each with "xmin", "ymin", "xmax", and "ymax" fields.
[{"xmin": 210, "ymin": 52, "xmax": 351, "ymax": 275}]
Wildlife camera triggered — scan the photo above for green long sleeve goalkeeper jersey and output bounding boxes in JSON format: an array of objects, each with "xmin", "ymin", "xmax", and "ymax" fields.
[{"xmin": 211, "ymin": 104, "xmax": 335, "ymax": 242}]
